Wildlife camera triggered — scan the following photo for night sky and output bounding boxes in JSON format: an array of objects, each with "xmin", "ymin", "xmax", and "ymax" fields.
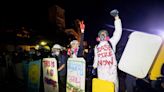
[
  {"xmin": 0, "ymin": 0, "xmax": 164, "ymax": 42},
  {"xmin": 57, "ymin": 0, "xmax": 164, "ymax": 42}
]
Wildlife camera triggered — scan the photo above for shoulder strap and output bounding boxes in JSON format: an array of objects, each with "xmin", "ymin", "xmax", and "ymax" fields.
[{"xmin": 108, "ymin": 41, "xmax": 113, "ymax": 50}]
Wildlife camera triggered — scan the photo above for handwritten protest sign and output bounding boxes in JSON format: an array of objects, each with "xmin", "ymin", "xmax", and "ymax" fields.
[
  {"xmin": 66, "ymin": 58, "xmax": 86, "ymax": 92},
  {"xmin": 28, "ymin": 59, "xmax": 41, "ymax": 92},
  {"xmin": 42, "ymin": 58, "xmax": 59, "ymax": 92}
]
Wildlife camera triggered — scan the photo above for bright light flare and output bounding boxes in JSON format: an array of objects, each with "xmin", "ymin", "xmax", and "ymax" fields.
[
  {"xmin": 40, "ymin": 41, "xmax": 47, "ymax": 46},
  {"xmin": 35, "ymin": 45, "xmax": 40, "ymax": 50},
  {"xmin": 157, "ymin": 30, "xmax": 164, "ymax": 39}
]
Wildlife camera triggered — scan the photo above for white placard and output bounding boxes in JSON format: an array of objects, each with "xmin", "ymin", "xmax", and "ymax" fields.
[
  {"xmin": 42, "ymin": 58, "xmax": 59, "ymax": 92},
  {"xmin": 118, "ymin": 31, "xmax": 162, "ymax": 78},
  {"xmin": 66, "ymin": 58, "xmax": 86, "ymax": 92}
]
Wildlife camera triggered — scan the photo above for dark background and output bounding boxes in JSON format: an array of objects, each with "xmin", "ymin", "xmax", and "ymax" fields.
[{"xmin": 0, "ymin": 0, "xmax": 164, "ymax": 44}]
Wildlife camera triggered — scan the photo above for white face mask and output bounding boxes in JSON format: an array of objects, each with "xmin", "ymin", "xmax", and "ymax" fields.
[
  {"xmin": 55, "ymin": 51, "xmax": 60, "ymax": 56},
  {"xmin": 51, "ymin": 51, "xmax": 60, "ymax": 56},
  {"xmin": 51, "ymin": 48, "xmax": 60, "ymax": 56}
]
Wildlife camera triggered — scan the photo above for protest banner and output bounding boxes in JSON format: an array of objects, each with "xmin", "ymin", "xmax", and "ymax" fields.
[
  {"xmin": 42, "ymin": 58, "xmax": 59, "ymax": 92},
  {"xmin": 28, "ymin": 59, "xmax": 41, "ymax": 92},
  {"xmin": 66, "ymin": 58, "xmax": 86, "ymax": 92}
]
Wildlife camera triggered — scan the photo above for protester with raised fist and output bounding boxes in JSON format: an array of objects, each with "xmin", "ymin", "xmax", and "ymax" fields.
[
  {"xmin": 92, "ymin": 9, "xmax": 122, "ymax": 92},
  {"xmin": 68, "ymin": 20, "xmax": 85, "ymax": 58}
]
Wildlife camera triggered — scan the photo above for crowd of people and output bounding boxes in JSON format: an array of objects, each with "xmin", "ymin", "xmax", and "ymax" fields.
[{"xmin": 0, "ymin": 9, "xmax": 164, "ymax": 92}]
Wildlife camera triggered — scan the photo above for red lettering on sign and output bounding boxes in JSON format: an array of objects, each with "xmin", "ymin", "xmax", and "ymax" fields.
[
  {"xmin": 98, "ymin": 51, "xmax": 113, "ymax": 57},
  {"xmin": 97, "ymin": 44, "xmax": 112, "ymax": 52},
  {"xmin": 98, "ymin": 57, "xmax": 113, "ymax": 66},
  {"xmin": 44, "ymin": 60, "xmax": 50, "ymax": 67},
  {"xmin": 44, "ymin": 60, "xmax": 55, "ymax": 68},
  {"xmin": 69, "ymin": 76, "xmax": 80, "ymax": 84},
  {"xmin": 46, "ymin": 69, "xmax": 54, "ymax": 76},
  {"xmin": 51, "ymin": 61, "xmax": 55, "ymax": 67}
]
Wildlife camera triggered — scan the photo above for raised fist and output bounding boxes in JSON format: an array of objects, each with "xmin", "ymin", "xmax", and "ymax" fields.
[{"xmin": 110, "ymin": 9, "xmax": 119, "ymax": 17}]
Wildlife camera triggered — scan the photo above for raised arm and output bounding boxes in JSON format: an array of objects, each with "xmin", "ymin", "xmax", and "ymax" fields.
[
  {"xmin": 77, "ymin": 20, "xmax": 85, "ymax": 57},
  {"xmin": 110, "ymin": 9, "xmax": 122, "ymax": 52},
  {"xmin": 79, "ymin": 20, "xmax": 85, "ymax": 49}
]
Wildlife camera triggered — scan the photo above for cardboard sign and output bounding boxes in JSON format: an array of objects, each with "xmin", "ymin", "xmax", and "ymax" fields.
[
  {"xmin": 92, "ymin": 78, "xmax": 114, "ymax": 92},
  {"xmin": 28, "ymin": 59, "xmax": 41, "ymax": 92},
  {"xmin": 66, "ymin": 58, "xmax": 86, "ymax": 92},
  {"xmin": 42, "ymin": 58, "xmax": 59, "ymax": 92},
  {"xmin": 149, "ymin": 42, "xmax": 164, "ymax": 80},
  {"xmin": 118, "ymin": 31, "xmax": 162, "ymax": 78}
]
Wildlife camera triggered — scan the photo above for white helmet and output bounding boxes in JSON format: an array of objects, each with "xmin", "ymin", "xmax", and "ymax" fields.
[
  {"xmin": 52, "ymin": 44, "xmax": 62, "ymax": 50},
  {"xmin": 70, "ymin": 40, "xmax": 79, "ymax": 45}
]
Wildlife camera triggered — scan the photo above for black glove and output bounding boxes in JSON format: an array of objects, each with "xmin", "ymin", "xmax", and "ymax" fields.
[
  {"xmin": 110, "ymin": 9, "xmax": 119, "ymax": 17},
  {"xmin": 92, "ymin": 68, "xmax": 97, "ymax": 75}
]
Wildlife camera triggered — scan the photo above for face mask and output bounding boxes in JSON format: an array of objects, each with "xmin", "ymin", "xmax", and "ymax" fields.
[
  {"xmin": 71, "ymin": 48, "xmax": 78, "ymax": 54},
  {"xmin": 52, "ymin": 51, "xmax": 60, "ymax": 56},
  {"xmin": 100, "ymin": 34, "xmax": 105, "ymax": 41},
  {"xmin": 55, "ymin": 51, "xmax": 60, "ymax": 56}
]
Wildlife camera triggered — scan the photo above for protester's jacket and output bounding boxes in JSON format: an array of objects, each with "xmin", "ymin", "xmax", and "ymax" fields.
[
  {"xmin": 54, "ymin": 54, "xmax": 67, "ymax": 76},
  {"xmin": 93, "ymin": 18, "xmax": 122, "ymax": 69}
]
